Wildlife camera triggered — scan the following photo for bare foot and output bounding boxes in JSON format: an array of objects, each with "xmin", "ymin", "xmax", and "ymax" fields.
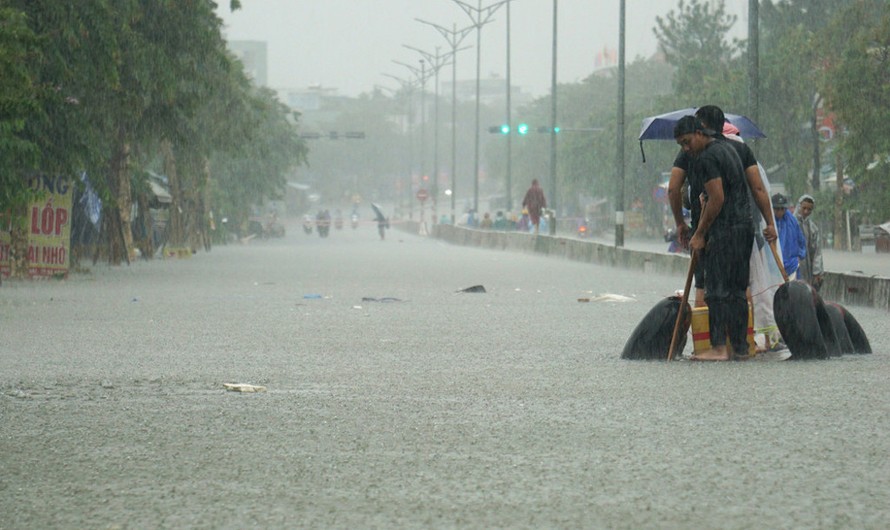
[{"xmin": 690, "ymin": 349, "xmax": 730, "ymax": 361}]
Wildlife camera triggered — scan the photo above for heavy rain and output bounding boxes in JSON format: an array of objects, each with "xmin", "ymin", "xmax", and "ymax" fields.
[{"xmin": 2, "ymin": 1, "xmax": 890, "ymax": 527}]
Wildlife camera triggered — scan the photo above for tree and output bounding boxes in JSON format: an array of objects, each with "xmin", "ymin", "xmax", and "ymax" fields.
[
  {"xmin": 820, "ymin": 0, "xmax": 890, "ymax": 225},
  {"xmin": 653, "ymin": 0, "xmax": 745, "ymax": 103},
  {"xmin": 2, "ymin": 1, "xmax": 305, "ymax": 272},
  {"xmin": 0, "ymin": 7, "xmax": 42, "ymax": 212}
]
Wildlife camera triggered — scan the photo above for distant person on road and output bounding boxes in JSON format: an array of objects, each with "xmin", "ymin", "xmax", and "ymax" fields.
[
  {"xmin": 492, "ymin": 211, "xmax": 509, "ymax": 230},
  {"xmin": 377, "ymin": 215, "xmax": 389, "ymax": 241},
  {"xmin": 480, "ymin": 212, "xmax": 493, "ymax": 230},
  {"xmin": 517, "ymin": 209, "xmax": 530, "ymax": 232},
  {"xmin": 772, "ymin": 193, "xmax": 806, "ymax": 278},
  {"xmin": 522, "ymin": 179, "xmax": 547, "ymax": 234},
  {"xmin": 795, "ymin": 194, "xmax": 824, "ymax": 291},
  {"xmin": 466, "ymin": 209, "xmax": 478, "ymax": 228}
]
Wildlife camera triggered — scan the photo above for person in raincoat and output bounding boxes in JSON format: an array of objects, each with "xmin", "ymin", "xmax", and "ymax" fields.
[
  {"xmin": 521, "ymin": 179, "xmax": 547, "ymax": 234},
  {"xmin": 772, "ymin": 193, "xmax": 806, "ymax": 278}
]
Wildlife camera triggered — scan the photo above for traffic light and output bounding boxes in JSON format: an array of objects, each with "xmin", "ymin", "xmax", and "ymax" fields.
[
  {"xmin": 537, "ymin": 126, "xmax": 561, "ymax": 134},
  {"xmin": 500, "ymin": 124, "xmax": 510, "ymax": 134},
  {"xmin": 517, "ymin": 123, "xmax": 529, "ymax": 135},
  {"xmin": 488, "ymin": 124, "xmax": 511, "ymax": 134}
]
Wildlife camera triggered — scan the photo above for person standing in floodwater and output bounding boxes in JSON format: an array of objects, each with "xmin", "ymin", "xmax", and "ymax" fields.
[
  {"xmin": 795, "ymin": 194, "xmax": 823, "ymax": 290},
  {"xmin": 522, "ymin": 179, "xmax": 547, "ymax": 235},
  {"xmin": 674, "ymin": 115, "xmax": 753, "ymax": 362}
]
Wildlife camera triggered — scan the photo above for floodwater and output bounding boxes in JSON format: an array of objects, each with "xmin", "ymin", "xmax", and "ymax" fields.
[{"xmin": 2, "ymin": 222, "xmax": 888, "ymax": 528}]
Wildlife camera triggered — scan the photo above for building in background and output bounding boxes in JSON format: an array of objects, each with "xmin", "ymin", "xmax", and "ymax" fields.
[{"xmin": 228, "ymin": 40, "xmax": 268, "ymax": 87}]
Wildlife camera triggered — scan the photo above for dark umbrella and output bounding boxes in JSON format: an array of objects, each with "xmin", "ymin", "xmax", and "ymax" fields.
[
  {"xmin": 637, "ymin": 107, "xmax": 766, "ymax": 162},
  {"xmin": 370, "ymin": 203, "xmax": 386, "ymax": 223},
  {"xmin": 638, "ymin": 107, "xmax": 767, "ymax": 141}
]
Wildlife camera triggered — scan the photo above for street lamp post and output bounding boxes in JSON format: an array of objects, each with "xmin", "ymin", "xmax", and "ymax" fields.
[
  {"xmin": 549, "ymin": 0, "xmax": 558, "ymax": 229},
  {"xmin": 452, "ymin": 0, "xmax": 510, "ymax": 213},
  {"xmin": 747, "ymin": 0, "xmax": 760, "ymax": 145},
  {"xmin": 505, "ymin": 1, "xmax": 513, "ymax": 212},
  {"xmin": 383, "ymin": 73, "xmax": 418, "ymax": 219},
  {"xmin": 415, "ymin": 19, "xmax": 474, "ymax": 224},
  {"xmin": 615, "ymin": 0, "xmax": 626, "ymax": 247},
  {"xmin": 393, "ymin": 60, "xmax": 433, "ymax": 220},
  {"xmin": 404, "ymin": 44, "xmax": 458, "ymax": 225}
]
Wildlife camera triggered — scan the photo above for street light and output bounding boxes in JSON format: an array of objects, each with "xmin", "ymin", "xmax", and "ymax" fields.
[
  {"xmin": 504, "ymin": 0, "xmax": 514, "ymax": 211},
  {"xmin": 615, "ymin": 0, "xmax": 626, "ymax": 247},
  {"xmin": 452, "ymin": 0, "xmax": 510, "ymax": 213},
  {"xmin": 549, "ymin": 0, "xmax": 558, "ymax": 230},
  {"xmin": 404, "ymin": 44, "xmax": 460, "ymax": 225},
  {"xmin": 393, "ymin": 59, "xmax": 433, "ymax": 220},
  {"xmin": 382, "ymin": 73, "xmax": 418, "ymax": 218},
  {"xmin": 415, "ymin": 19, "xmax": 475, "ymax": 224}
]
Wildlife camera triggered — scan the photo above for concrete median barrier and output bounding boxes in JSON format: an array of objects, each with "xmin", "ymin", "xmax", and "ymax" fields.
[{"xmin": 400, "ymin": 221, "xmax": 890, "ymax": 311}]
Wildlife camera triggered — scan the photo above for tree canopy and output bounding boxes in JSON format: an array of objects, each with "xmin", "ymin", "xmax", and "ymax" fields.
[{"xmin": 0, "ymin": 0, "xmax": 306, "ymax": 266}]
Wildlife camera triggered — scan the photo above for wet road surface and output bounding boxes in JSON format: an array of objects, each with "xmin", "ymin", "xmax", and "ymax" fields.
[{"xmin": 2, "ymin": 224, "xmax": 889, "ymax": 528}]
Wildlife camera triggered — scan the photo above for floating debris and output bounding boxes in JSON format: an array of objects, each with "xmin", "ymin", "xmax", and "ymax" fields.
[
  {"xmin": 223, "ymin": 383, "xmax": 267, "ymax": 393},
  {"xmin": 361, "ymin": 297, "xmax": 404, "ymax": 303},
  {"xmin": 578, "ymin": 293, "xmax": 637, "ymax": 303}
]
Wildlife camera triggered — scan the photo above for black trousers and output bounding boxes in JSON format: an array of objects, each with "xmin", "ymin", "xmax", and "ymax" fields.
[{"xmin": 703, "ymin": 222, "xmax": 754, "ymax": 353}]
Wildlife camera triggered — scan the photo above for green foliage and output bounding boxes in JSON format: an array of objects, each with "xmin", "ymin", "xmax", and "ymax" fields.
[
  {"xmin": 653, "ymin": 0, "xmax": 745, "ymax": 102},
  {"xmin": 821, "ymin": 0, "xmax": 890, "ymax": 223},
  {"xmin": 0, "ymin": 7, "xmax": 43, "ymax": 212},
  {"xmin": 0, "ymin": 1, "xmax": 305, "ymax": 247},
  {"xmin": 210, "ymin": 86, "xmax": 307, "ymax": 222}
]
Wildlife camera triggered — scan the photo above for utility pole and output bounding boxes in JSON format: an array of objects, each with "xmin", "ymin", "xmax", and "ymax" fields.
[
  {"xmin": 549, "ymin": 0, "xmax": 558, "ymax": 226},
  {"xmin": 615, "ymin": 0, "xmax": 626, "ymax": 247},
  {"xmin": 505, "ymin": 1, "xmax": 513, "ymax": 211},
  {"xmin": 382, "ymin": 73, "xmax": 418, "ymax": 219},
  {"xmin": 452, "ymin": 0, "xmax": 510, "ymax": 213},
  {"xmin": 393, "ymin": 60, "xmax": 433, "ymax": 220},
  {"xmin": 747, "ymin": 0, "xmax": 760, "ymax": 131},
  {"xmin": 404, "ymin": 44, "xmax": 458, "ymax": 225},
  {"xmin": 415, "ymin": 19, "xmax": 475, "ymax": 224}
]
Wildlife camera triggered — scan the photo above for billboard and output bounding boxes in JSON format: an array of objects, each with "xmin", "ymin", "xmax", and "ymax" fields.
[{"xmin": 0, "ymin": 175, "xmax": 73, "ymax": 279}]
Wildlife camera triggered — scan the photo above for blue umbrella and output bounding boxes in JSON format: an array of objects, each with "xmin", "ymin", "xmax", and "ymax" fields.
[
  {"xmin": 639, "ymin": 107, "xmax": 766, "ymax": 141},
  {"xmin": 637, "ymin": 107, "xmax": 766, "ymax": 162}
]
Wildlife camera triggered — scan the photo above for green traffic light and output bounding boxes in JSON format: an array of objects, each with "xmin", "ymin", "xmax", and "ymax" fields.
[
  {"xmin": 553, "ymin": 126, "xmax": 560, "ymax": 133},
  {"xmin": 517, "ymin": 123, "xmax": 529, "ymax": 135},
  {"xmin": 500, "ymin": 124, "xmax": 510, "ymax": 134}
]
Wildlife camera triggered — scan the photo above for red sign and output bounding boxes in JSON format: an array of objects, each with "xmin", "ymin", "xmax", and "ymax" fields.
[{"xmin": 416, "ymin": 188, "xmax": 429, "ymax": 202}]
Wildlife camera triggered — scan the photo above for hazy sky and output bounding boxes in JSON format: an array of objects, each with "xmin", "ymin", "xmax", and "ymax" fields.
[{"xmin": 216, "ymin": 0, "xmax": 748, "ymax": 98}]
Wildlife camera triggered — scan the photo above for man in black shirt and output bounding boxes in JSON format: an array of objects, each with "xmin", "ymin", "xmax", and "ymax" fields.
[
  {"xmin": 669, "ymin": 105, "xmax": 781, "ymax": 351},
  {"xmin": 674, "ymin": 115, "xmax": 754, "ymax": 361}
]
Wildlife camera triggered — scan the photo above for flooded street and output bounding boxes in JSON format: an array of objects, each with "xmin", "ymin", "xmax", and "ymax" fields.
[{"xmin": 2, "ymin": 224, "xmax": 889, "ymax": 528}]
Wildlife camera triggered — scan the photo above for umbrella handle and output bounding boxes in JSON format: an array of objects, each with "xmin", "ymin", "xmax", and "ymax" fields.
[
  {"xmin": 667, "ymin": 250, "xmax": 697, "ymax": 362},
  {"xmin": 768, "ymin": 241, "xmax": 789, "ymax": 283}
]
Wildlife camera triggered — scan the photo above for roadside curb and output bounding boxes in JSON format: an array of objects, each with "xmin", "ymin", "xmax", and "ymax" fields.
[{"xmin": 398, "ymin": 221, "xmax": 890, "ymax": 312}]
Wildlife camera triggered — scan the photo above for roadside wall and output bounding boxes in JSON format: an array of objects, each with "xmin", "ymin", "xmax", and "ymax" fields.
[{"xmin": 397, "ymin": 221, "xmax": 890, "ymax": 311}]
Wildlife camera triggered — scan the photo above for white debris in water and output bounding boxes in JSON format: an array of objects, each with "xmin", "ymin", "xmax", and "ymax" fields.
[
  {"xmin": 579, "ymin": 293, "xmax": 637, "ymax": 303},
  {"xmin": 223, "ymin": 383, "xmax": 267, "ymax": 393}
]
